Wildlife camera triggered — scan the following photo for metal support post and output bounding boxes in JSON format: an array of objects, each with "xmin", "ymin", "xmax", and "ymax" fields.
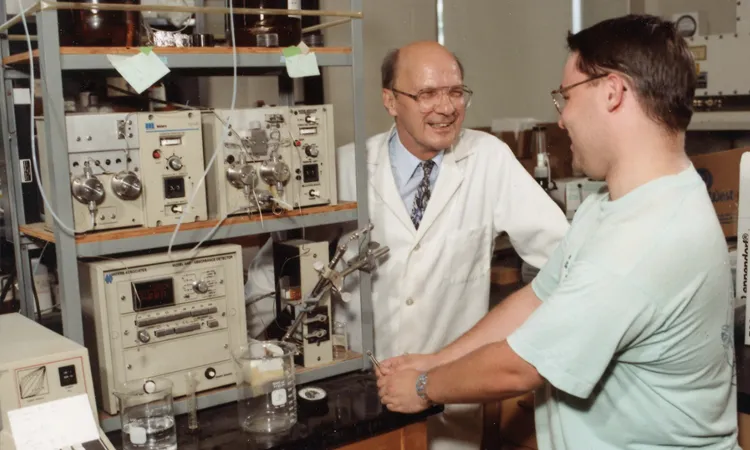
[
  {"xmin": 36, "ymin": 3, "xmax": 84, "ymax": 343},
  {"xmin": 0, "ymin": 0, "xmax": 36, "ymax": 318},
  {"xmin": 349, "ymin": 0, "xmax": 373, "ymax": 369}
]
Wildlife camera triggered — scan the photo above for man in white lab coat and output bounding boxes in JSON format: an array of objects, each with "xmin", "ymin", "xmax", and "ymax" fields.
[
  {"xmin": 245, "ymin": 41, "xmax": 569, "ymax": 450},
  {"xmin": 376, "ymin": 16, "xmax": 740, "ymax": 450}
]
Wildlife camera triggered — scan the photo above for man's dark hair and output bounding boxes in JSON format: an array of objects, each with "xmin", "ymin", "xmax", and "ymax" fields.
[
  {"xmin": 380, "ymin": 48, "xmax": 465, "ymax": 90},
  {"xmin": 567, "ymin": 14, "xmax": 696, "ymax": 133}
]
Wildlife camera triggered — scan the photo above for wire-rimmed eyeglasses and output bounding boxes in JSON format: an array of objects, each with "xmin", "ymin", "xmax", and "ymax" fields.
[
  {"xmin": 391, "ymin": 85, "xmax": 473, "ymax": 112},
  {"xmin": 551, "ymin": 73, "xmax": 628, "ymax": 114}
]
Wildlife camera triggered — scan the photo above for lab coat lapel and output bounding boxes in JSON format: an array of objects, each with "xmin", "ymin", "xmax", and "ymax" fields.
[
  {"xmin": 415, "ymin": 148, "xmax": 463, "ymax": 239},
  {"xmin": 369, "ymin": 129, "xmax": 416, "ymax": 235}
]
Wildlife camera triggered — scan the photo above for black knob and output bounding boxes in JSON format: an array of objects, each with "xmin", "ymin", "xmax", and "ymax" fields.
[
  {"xmin": 205, "ymin": 367, "xmax": 216, "ymax": 379},
  {"xmin": 226, "ymin": 155, "xmax": 235, "ymax": 164},
  {"xmin": 105, "ymin": 159, "xmax": 111, "ymax": 165}
]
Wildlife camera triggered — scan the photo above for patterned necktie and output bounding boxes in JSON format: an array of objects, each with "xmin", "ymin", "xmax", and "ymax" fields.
[{"xmin": 411, "ymin": 160, "xmax": 436, "ymax": 229}]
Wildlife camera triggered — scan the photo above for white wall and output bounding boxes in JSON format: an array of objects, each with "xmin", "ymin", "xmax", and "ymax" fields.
[
  {"xmin": 442, "ymin": 0, "xmax": 572, "ymax": 127},
  {"xmin": 320, "ymin": 0, "xmax": 437, "ymax": 147}
]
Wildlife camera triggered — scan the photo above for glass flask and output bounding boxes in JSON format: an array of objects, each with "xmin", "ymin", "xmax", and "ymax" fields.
[
  {"xmin": 228, "ymin": 0, "xmax": 302, "ymax": 47},
  {"xmin": 58, "ymin": 0, "xmax": 142, "ymax": 47},
  {"xmin": 233, "ymin": 340, "xmax": 298, "ymax": 434},
  {"xmin": 113, "ymin": 378, "xmax": 177, "ymax": 450}
]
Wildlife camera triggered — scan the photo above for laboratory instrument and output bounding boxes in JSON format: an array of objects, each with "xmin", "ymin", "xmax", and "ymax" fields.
[
  {"xmin": 233, "ymin": 340, "xmax": 298, "ymax": 434},
  {"xmin": 36, "ymin": 112, "xmax": 145, "ymax": 234},
  {"xmin": 0, "ymin": 313, "xmax": 115, "ymax": 450},
  {"xmin": 202, "ymin": 105, "xmax": 337, "ymax": 218},
  {"xmin": 137, "ymin": 111, "xmax": 209, "ymax": 227},
  {"xmin": 58, "ymin": 0, "xmax": 141, "ymax": 47},
  {"xmin": 78, "ymin": 244, "xmax": 248, "ymax": 414},
  {"xmin": 229, "ymin": 0, "xmax": 302, "ymax": 47},
  {"xmin": 114, "ymin": 378, "xmax": 177, "ymax": 450},
  {"xmin": 667, "ymin": 3, "xmax": 750, "ymax": 128},
  {"xmin": 277, "ymin": 225, "xmax": 389, "ymax": 358},
  {"xmin": 531, "ymin": 125, "xmax": 554, "ymax": 192},
  {"xmin": 272, "ymin": 239, "xmax": 333, "ymax": 368}
]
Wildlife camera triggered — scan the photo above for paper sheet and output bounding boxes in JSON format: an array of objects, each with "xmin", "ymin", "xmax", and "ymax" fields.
[
  {"xmin": 7, "ymin": 394, "xmax": 99, "ymax": 450},
  {"xmin": 284, "ymin": 52, "xmax": 320, "ymax": 78},
  {"xmin": 107, "ymin": 50, "xmax": 170, "ymax": 94}
]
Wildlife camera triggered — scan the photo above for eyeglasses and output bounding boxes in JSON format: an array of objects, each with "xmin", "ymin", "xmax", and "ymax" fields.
[
  {"xmin": 551, "ymin": 73, "xmax": 627, "ymax": 114},
  {"xmin": 391, "ymin": 85, "xmax": 473, "ymax": 112}
]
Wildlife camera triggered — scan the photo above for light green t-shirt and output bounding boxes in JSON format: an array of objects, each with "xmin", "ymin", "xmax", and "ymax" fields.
[{"xmin": 507, "ymin": 166, "xmax": 739, "ymax": 449}]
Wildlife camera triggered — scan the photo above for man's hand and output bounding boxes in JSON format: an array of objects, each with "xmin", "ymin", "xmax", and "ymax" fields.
[
  {"xmin": 378, "ymin": 353, "xmax": 439, "ymax": 377},
  {"xmin": 377, "ymin": 369, "xmax": 430, "ymax": 414}
]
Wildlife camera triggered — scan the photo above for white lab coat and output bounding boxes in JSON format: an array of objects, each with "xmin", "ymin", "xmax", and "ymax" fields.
[{"xmin": 245, "ymin": 126, "xmax": 569, "ymax": 450}]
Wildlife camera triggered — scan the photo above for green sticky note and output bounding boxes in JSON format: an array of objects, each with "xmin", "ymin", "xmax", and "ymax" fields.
[
  {"xmin": 282, "ymin": 46, "xmax": 302, "ymax": 58},
  {"xmin": 284, "ymin": 52, "xmax": 320, "ymax": 78},
  {"xmin": 139, "ymin": 46, "xmax": 153, "ymax": 55}
]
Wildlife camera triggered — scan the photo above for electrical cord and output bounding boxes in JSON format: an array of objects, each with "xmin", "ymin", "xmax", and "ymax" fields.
[
  {"xmin": 166, "ymin": 0, "xmax": 239, "ymax": 259},
  {"xmin": 19, "ymin": 0, "xmax": 77, "ymax": 236}
]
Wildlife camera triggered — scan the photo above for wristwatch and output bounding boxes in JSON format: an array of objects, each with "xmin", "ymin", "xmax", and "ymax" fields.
[{"xmin": 416, "ymin": 373, "xmax": 431, "ymax": 403}]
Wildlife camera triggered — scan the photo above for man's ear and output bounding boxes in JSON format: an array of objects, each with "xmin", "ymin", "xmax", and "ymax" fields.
[
  {"xmin": 604, "ymin": 74, "xmax": 626, "ymax": 112},
  {"xmin": 382, "ymin": 88, "xmax": 397, "ymax": 117}
]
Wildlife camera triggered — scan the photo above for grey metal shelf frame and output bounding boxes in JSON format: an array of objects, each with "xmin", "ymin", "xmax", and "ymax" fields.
[{"xmin": 0, "ymin": 0, "xmax": 374, "ymax": 426}]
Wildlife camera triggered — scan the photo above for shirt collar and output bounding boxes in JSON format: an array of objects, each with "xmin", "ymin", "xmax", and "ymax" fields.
[{"xmin": 389, "ymin": 129, "xmax": 444, "ymax": 182}]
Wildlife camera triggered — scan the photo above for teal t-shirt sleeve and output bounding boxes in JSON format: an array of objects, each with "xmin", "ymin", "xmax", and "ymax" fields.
[
  {"xmin": 507, "ymin": 261, "xmax": 657, "ymax": 399},
  {"xmin": 530, "ymin": 237, "xmax": 566, "ymax": 302}
]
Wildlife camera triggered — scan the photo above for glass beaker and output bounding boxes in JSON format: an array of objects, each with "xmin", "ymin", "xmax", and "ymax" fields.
[
  {"xmin": 58, "ymin": 0, "xmax": 142, "ymax": 47},
  {"xmin": 233, "ymin": 340, "xmax": 298, "ymax": 434},
  {"xmin": 228, "ymin": 0, "xmax": 302, "ymax": 48},
  {"xmin": 113, "ymin": 378, "xmax": 177, "ymax": 450}
]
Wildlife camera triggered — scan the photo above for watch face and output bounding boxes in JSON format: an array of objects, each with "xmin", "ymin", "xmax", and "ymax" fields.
[{"xmin": 675, "ymin": 15, "xmax": 698, "ymax": 37}]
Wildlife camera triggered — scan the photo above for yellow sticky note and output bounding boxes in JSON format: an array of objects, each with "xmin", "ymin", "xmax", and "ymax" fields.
[
  {"xmin": 285, "ymin": 52, "xmax": 320, "ymax": 78},
  {"xmin": 106, "ymin": 51, "xmax": 170, "ymax": 94}
]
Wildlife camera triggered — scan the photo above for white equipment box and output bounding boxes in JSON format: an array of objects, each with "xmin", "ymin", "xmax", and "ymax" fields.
[
  {"xmin": 202, "ymin": 105, "xmax": 337, "ymax": 218},
  {"xmin": 37, "ymin": 113, "xmax": 145, "ymax": 234},
  {"xmin": 739, "ymin": 153, "xmax": 750, "ymax": 344},
  {"xmin": 78, "ymin": 244, "xmax": 248, "ymax": 414},
  {"xmin": 136, "ymin": 111, "xmax": 208, "ymax": 227},
  {"xmin": 0, "ymin": 313, "xmax": 114, "ymax": 449}
]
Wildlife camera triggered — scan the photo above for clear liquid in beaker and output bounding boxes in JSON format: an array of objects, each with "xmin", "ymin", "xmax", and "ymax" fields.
[{"xmin": 123, "ymin": 416, "xmax": 177, "ymax": 450}]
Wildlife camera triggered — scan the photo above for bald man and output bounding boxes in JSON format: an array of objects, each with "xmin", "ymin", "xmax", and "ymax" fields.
[{"xmin": 245, "ymin": 41, "xmax": 569, "ymax": 450}]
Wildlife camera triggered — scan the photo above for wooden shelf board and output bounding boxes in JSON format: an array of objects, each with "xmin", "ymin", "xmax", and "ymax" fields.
[
  {"xmin": 19, "ymin": 202, "xmax": 357, "ymax": 245},
  {"xmin": 3, "ymin": 46, "xmax": 352, "ymax": 65}
]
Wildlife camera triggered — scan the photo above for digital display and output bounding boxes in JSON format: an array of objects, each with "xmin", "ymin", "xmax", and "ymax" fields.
[
  {"xmin": 164, "ymin": 177, "xmax": 185, "ymax": 199},
  {"xmin": 132, "ymin": 278, "xmax": 174, "ymax": 311},
  {"xmin": 302, "ymin": 164, "xmax": 319, "ymax": 183},
  {"xmin": 160, "ymin": 136, "xmax": 182, "ymax": 146}
]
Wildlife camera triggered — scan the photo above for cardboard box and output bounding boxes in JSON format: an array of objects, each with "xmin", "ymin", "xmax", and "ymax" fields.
[{"xmin": 689, "ymin": 147, "xmax": 745, "ymax": 238}]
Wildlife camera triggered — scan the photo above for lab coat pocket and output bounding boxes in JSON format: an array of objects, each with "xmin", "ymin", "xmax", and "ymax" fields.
[{"xmin": 445, "ymin": 226, "xmax": 491, "ymax": 284}]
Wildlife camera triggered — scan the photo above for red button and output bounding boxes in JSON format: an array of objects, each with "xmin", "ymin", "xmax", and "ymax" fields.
[
  {"xmin": 152, "ymin": 150, "xmax": 161, "ymax": 159},
  {"xmin": 294, "ymin": 140, "xmax": 301, "ymax": 147}
]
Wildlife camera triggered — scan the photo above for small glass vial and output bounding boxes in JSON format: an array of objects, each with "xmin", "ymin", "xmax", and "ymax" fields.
[{"xmin": 332, "ymin": 321, "xmax": 348, "ymax": 360}]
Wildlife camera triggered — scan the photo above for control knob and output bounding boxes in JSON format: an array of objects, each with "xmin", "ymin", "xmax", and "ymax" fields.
[
  {"xmin": 304, "ymin": 145, "xmax": 319, "ymax": 158},
  {"xmin": 308, "ymin": 189, "xmax": 320, "ymax": 198},
  {"xmin": 167, "ymin": 156, "xmax": 183, "ymax": 171},
  {"xmin": 137, "ymin": 330, "xmax": 151, "ymax": 343},
  {"xmin": 193, "ymin": 280, "xmax": 209, "ymax": 294},
  {"xmin": 111, "ymin": 171, "xmax": 142, "ymax": 200}
]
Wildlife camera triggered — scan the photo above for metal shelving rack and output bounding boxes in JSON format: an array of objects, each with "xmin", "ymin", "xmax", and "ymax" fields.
[{"xmin": 0, "ymin": 0, "xmax": 373, "ymax": 432}]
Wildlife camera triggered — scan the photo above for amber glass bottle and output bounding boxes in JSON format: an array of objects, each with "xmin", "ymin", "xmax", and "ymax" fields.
[
  {"xmin": 59, "ymin": 0, "xmax": 141, "ymax": 47},
  {"xmin": 228, "ymin": 0, "xmax": 302, "ymax": 47}
]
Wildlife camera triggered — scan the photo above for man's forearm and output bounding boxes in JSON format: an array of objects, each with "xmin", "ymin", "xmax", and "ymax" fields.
[
  {"xmin": 433, "ymin": 284, "xmax": 541, "ymax": 366},
  {"xmin": 426, "ymin": 340, "xmax": 543, "ymax": 404}
]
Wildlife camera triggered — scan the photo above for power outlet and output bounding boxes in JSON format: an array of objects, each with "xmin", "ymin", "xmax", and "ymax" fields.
[{"xmin": 20, "ymin": 159, "xmax": 32, "ymax": 183}]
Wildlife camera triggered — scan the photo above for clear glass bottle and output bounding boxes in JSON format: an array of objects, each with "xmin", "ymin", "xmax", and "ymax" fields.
[
  {"xmin": 228, "ymin": 0, "xmax": 302, "ymax": 47},
  {"xmin": 332, "ymin": 321, "xmax": 348, "ymax": 360},
  {"xmin": 58, "ymin": 0, "xmax": 142, "ymax": 47}
]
